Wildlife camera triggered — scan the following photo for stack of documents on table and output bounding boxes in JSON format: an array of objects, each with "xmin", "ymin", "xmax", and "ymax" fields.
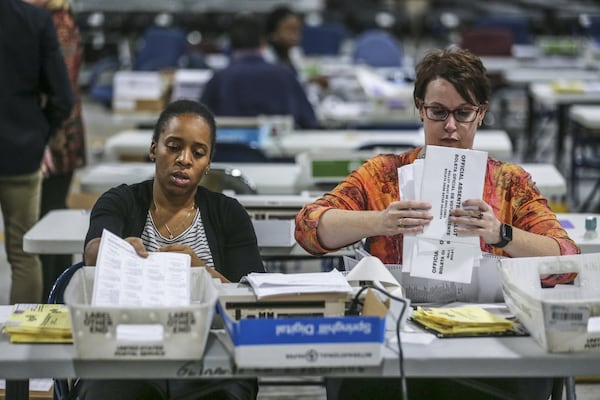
[
  {"xmin": 412, "ymin": 305, "xmax": 514, "ymax": 336},
  {"xmin": 244, "ymin": 269, "xmax": 353, "ymax": 299},
  {"xmin": 399, "ymin": 145, "xmax": 487, "ymax": 284},
  {"xmin": 2, "ymin": 303, "xmax": 72, "ymax": 343}
]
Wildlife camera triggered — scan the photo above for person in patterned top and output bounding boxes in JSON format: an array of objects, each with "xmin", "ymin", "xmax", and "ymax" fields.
[{"xmin": 295, "ymin": 47, "xmax": 579, "ymax": 400}]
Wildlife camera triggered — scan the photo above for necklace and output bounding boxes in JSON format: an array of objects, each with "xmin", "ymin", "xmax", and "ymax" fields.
[{"xmin": 153, "ymin": 200, "xmax": 196, "ymax": 240}]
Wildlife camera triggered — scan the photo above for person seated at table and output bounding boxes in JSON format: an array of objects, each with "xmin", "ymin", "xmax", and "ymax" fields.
[
  {"xmin": 200, "ymin": 13, "xmax": 319, "ymax": 129},
  {"xmin": 294, "ymin": 48, "xmax": 579, "ymax": 400},
  {"xmin": 264, "ymin": 5, "xmax": 303, "ymax": 74},
  {"xmin": 76, "ymin": 99, "xmax": 265, "ymax": 400}
]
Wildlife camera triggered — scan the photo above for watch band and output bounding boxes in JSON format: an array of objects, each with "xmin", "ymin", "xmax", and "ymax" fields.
[{"xmin": 494, "ymin": 223, "xmax": 512, "ymax": 248}]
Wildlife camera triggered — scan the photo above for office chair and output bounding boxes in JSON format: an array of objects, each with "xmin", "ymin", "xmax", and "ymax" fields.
[
  {"xmin": 475, "ymin": 15, "xmax": 532, "ymax": 44},
  {"xmin": 212, "ymin": 142, "xmax": 269, "ymax": 163},
  {"xmin": 88, "ymin": 25, "xmax": 188, "ymax": 108},
  {"xmin": 300, "ymin": 23, "xmax": 347, "ymax": 56},
  {"xmin": 200, "ymin": 165, "xmax": 258, "ymax": 195},
  {"xmin": 460, "ymin": 27, "xmax": 513, "ymax": 57},
  {"xmin": 459, "ymin": 26, "xmax": 514, "ymax": 129},
  {"xmin": 352, "ymin": 30, "xmax": 403, "ymax": 68},
  {"xmin": 47, "ymin": 261, "xmax": 85, "ymax": 400},
  {"xmin": 132, "ymin": 26, "xmax": 188, "ymax": 71}
]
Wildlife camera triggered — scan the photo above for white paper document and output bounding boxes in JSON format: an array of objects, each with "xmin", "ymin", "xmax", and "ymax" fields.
[
  {"xmin": 244, "ymin": 269, "xmax": 353, "ymax": 299},
  {"xmin": 399, "ymin": 145, "xmax": 487, "ymax": 284},
  {"xmin": 345, "ymin": 250, "xmax": 506, "ymax": 304},
  {"xmin": 92, "ymin": 229, "xmax": 192, "ymax": 307}
]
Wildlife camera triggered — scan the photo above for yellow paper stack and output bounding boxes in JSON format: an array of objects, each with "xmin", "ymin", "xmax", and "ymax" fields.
[
  {"xmin": 3, "ymin": 304, "xmax": 72, "ymax": 343},
  {"xmin": 550, "ymin": 80, "xmax": 585, "ymax": 94},
  {"xmin": 412, "ymin": 305, "xmax": 514, "ymax": 336}
]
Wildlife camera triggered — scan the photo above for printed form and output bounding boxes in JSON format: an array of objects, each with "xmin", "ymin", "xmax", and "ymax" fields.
[
  {"xmin": 399, "ymin": 145, "xmax": 487, "ymax": 283},
  {"xmin": 91, "ymin": 229, "xmax": 191, "ymax": 307}
]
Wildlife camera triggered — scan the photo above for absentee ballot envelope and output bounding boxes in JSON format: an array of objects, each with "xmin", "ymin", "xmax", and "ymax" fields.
[{"xmin": 398, "ymin": 145, "xmax": 487, "ymax": 284}]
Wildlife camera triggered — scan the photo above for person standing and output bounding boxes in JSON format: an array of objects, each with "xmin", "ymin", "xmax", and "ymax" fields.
[
  {"xmin": 24, "ymin": 0, "xmax": 87, "ymax": 301},
  {"xmin": 0, "ymin": 0, "xmax": 73, "ymax": 304}
]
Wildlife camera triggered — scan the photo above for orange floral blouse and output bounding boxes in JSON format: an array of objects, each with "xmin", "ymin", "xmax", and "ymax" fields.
[{"xmin": 294, "ymin": 147, "xmax": 579, "ymax": 285}]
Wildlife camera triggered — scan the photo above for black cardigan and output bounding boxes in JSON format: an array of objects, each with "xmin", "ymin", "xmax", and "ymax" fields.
[
  {"xmin": 85, "ymin": 180, "xmax": 265, "ymax": 282},
  {"xmin": 0, "ymin": 0, "xmax": 73, "ymax": 174}
]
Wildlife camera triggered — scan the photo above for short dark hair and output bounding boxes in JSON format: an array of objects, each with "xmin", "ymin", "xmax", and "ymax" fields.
[
  {"xmin": 229, "ymin": 13, "xmax": 263, "ymax": 51},
  {"xmin": 265, "ymin": 5, "xmax": 296, "ymax": 36},
  {"xmin": 153, "ymin": 99, "xmax": 217, "ymax": 161},
  {"xmin": 413, "ymin": 48, "xmax": 491, "ymax": 108}
]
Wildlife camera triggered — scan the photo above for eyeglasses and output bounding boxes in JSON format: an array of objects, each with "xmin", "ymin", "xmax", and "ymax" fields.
[{"xmin": 422, "ymin": 104, "xmax": 480, "ymax": 123}]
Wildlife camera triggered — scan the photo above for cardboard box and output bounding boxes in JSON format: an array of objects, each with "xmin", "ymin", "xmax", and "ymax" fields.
[
  {"xmin": 252, "ymin": 220, "xmax": 295, "ymax": 247},
  {"xmin": 498, "ymin": 253, "xmax": 600, "ymax": 353},
  {"xmin": 112, "ymin": 71, "xmax": 172, "ymax": 113},
  {"xmin": 64, "ymin": 267, "xmax": 217, "ymax": 359},
  {"xmin": 217, "ymin": 300, "xmax": 385, "ymax": 368}
]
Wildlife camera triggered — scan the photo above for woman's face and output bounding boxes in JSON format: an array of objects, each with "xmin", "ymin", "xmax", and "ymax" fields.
[
  {"xmin": 150, "ymin": 113, "xmax": 212, "ymax": 196},
  {"xmin": 272, "ymin": 14, "xmax": 301, "ymax": 48},
  {"xmin": 419, "ymin": 78, "xmax": 486, "ymax": 150}
]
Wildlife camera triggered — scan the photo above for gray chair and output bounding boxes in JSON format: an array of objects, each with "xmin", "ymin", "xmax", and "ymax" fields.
[{"xmin": 200, "ymin": 165, "xmax": 257, "ymax": 194}]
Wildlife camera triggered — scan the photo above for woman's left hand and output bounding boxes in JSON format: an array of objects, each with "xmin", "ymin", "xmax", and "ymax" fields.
[
  {"xmin": 157, "ymin": 244, "xmax": 207, "ymax": 267},
  {"xmin": 449, "ymin": 199, "xmax": 502, "ymax": 245}
]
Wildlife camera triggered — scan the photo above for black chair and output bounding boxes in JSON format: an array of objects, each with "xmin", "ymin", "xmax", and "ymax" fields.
[
  {"xmin": 213, "ymin": 142, "xmax": 269, "ymax": 163},
  {"xmin": 47, "ymin": 261, "xmax": 85, "ymax": 400}
]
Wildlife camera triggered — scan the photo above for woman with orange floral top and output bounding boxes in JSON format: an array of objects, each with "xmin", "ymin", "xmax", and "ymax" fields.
[
  {"xmin": 295, "ymin": 47, "xmax": 579, "ymax": 283},
  {"xmin": 295, "ymin": 48, "xmax": 579, "ymax": 400}
]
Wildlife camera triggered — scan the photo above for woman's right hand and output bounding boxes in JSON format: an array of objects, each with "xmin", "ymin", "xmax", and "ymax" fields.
[
  {"xmin": 124, "ymin": 237, "xmax": 149, "ymax": 258},
  {"xmin": 379, "ymin": 200, "xmax": 433, "ymax": 236}
]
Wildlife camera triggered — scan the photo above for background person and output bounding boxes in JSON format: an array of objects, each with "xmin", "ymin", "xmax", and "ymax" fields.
[
  {"xmin": 77, "ymin": 100, "xmax": 264, "ymax": 399},
  {"xmin": 294, "ymin": 48, "xmax": 579, "ymax": 400},
  {"xmin": 24, "ymin": 0, "xmax": 87, "ymax": 301},
  {"xmin": 0, "ymin": 0, "xmax": 72, "ymax": 304},
  {"xmin": 264, "ymin": 5, "xmax": 303, "ymax": 74},
  {"xmin": 200, "ymin": 13, "xmax": 319, "ymax": 129}
]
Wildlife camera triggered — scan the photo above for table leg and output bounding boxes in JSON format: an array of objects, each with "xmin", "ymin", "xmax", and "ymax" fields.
[
  {"xmin": 555, "ymin": 104, "xmax": 569, "ymax": 168},
  {"xmin": 525, "ymin": 87, "xmax": 535, "ymax": 161},
  {"xmin": 5, "ymin": 379, "xmax": 29, "ymax": 400}
]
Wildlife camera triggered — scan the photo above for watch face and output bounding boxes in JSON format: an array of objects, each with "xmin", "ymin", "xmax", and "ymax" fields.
[
  {"xmin": 503, "ymin": 224, "xmax": 513, "ymax": 241},
  {"xmin": 495, "ymin": 224, "xmax": 512, "ymax": 248}
]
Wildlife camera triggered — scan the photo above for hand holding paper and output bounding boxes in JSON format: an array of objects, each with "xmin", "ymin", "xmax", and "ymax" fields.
[{"xmin": 399, "ymin": 145, "xmax": 487, "ymax": 283}]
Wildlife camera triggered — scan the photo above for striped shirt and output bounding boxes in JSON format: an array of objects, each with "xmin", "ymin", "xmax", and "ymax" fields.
[{"xmin": 141, "ymin": 209, "xmax": 214, "ymax": 267}]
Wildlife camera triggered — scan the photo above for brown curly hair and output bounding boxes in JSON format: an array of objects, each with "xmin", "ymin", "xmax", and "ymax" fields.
[{"xmin": 413, "ymin": 47, "xmax": 491, "ymax": 109}]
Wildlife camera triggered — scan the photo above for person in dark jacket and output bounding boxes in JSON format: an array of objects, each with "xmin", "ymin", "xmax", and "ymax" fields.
[
  {"xmin": 201, "ymin": 13, "xmax": 318, "ymax": 129},
  {"xmin": 0, "ymin": 0, "xmax": 72, "ymax": 304},
  {"xmin": 77, "ymin": 99, "xmax": 264, "ymax": 400},
  {"xmin": 24, "ymin": 0, "xmax": 87, "ymax": 301}
]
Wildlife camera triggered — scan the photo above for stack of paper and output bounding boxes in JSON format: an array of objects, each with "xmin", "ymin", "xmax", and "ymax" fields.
[
  {"xmin": 399, "ymin": 145, "xmax": 487, "ymax": 284},
  {"xmin": 2, "ymin": 304, "xmax": 72, "ymax": 343},
  {"xmin": 244, "ymin": 269, "xmax": 353, "ymax": 299},
  {"xmin": 92, "ymin": 229, "xmax": 192, "ymax": 307},
  {"xmin": 412, "ymin": 305, "xmax": 514, "ymax": 335}
]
